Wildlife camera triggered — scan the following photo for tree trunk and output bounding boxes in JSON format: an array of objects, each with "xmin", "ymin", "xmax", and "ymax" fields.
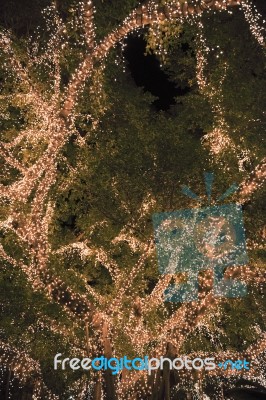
[
  {"xmin": 217, "ymin": 381, "xmax": 224, "ymax": 400},
  {"xmin": 4, "ymin": 369, "xmax": 11, "ymax": 400},
  {"xmin": 151, "ymin": 368, "xmax": 162, "ymax": 400},
  {"xmin": 102, "ymin": 321, "xmax": 117, "ymax": 400},
  {"xmin": 152, "ymin": 343, "xmax": 177, "ymax": 400},
  {"xmin": 92, "ymin": 379, "xmax": 101, "ymax": 400},
  {"xmin": 147, "ymin": 370, "xmax": 155, "ymax": 399},
  {"xmin": 162, "ymin": 364, "xmax": 170, "ymax": 400}
]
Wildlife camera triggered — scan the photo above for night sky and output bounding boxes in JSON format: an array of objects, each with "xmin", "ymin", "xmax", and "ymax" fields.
[{"xmin": 123, "ymin": 35, "xmax": 189, "ymax": 111}]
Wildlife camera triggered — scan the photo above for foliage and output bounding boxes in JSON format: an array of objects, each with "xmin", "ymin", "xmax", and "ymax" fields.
[{"xmin": 0, "ymin": 1, "xmax": 265, "ymax": 399}]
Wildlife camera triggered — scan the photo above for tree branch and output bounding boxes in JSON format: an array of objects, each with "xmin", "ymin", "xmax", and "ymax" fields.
[
  {"xmin": 83, "ymin": 0, "xmax": 96, "ymax": 50},
  {"xmin": 61, "ymin": 0, "xmax": 242, "ymax": 120},
  {"xmin": 238, "ymin": 157, "xmax": 266, "ymax": 204}
]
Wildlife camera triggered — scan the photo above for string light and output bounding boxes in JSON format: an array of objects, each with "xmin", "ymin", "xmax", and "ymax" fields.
[
  {"xmin": 241, "ymin": 0, "xmax": 266, "ymax": 47},
  {"xmin": 0, "ymin": 341, "xmax": 58, "ymax": 399},
  {"xmin": 194, "ymin": 17, "xmax": 253, "ymax": 171},
  {"xmin": 0, "ymin": 1, "xmax": 265, "ymax": 398}
]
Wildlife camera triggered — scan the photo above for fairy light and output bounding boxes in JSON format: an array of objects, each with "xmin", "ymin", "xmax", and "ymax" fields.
[
  {"xmin": 195, "ymin": 18, "xmax": 234, "ymax": 158},
  {"xmin": 195, "ymin": 24, "xmax": 227, "ymax": 149},
  {"xmin": 0, "ymin": 341, "xmax": 58, "ymax": 399},
  {"xmin": 82, "ymin": 1, "xmax": 96, "ymax": 50},
  {"xmin": 0, "ymin": 1, "xmax": 265, "ymax": 398},
  {"xmin": 194, "ymin": 14, "xmax": 256, "ymax": 174},
  {"xmin": 111, "ymin": 193, "xmax": 157, "ymax": 254},
  {"xmin": 241, "ymin": 0, "xmax": 265, "ymax": 47},
  {"xmin": 238, "ymin": 158, "xmax": 266, "ymax": 203}
]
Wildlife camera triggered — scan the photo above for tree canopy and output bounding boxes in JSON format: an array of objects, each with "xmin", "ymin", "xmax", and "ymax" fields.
[{"xmin": 0, "ymin": 1, "xmax": 265, "ymax": 399}]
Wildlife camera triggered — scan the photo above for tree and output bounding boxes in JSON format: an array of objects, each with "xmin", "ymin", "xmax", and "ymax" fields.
[{"xmin": 0, "ymin": 0, "xmax": 265, "ymax": 399}]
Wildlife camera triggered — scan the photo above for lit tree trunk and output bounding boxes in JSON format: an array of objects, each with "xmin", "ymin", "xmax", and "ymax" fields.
[
  {"xmin": 92, "ymin": 380, "xmax": 101, "ymax": 400},
  {"xmin": 4, "ymin": 369, "xmax": 11, "ymax": 400},
  {"xmin": 101, "ymin": 320, "xmax": 117, "ymax": 400},
  {"xmin": 151, "ymin": 368, "xmax": 162, "ymax": 400},
  {"xmin": 1, "ymin": 0, "xmax": 265, "ymax": 398}
]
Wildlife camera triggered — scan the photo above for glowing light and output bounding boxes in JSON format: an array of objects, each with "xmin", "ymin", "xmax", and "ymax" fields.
[{"xmin": 0, "ymin": 1, "xmax": 265, "ymax": 398}]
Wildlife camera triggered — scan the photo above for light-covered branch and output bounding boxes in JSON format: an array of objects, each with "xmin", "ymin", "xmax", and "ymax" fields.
[
  {"xmin": 0, "ymin": 341, "xmax": 58, "ymax": 399},
  {"xmin": 61, "ymin": 0, "xmax": 242, "ymax": 120},
  {"xmin": 83, "ymin": 0, "xmax": 96, "ymax": 50}
]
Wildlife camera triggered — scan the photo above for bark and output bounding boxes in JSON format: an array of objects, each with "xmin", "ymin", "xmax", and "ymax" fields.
[
  {"xmin": 101, "ymin": 320, "xmax": 117, "ymax": 400},
  {"xmin": 147, "ymin": 370, "xmax": 156, "ymax": 399},
  {"xmin": 92, "ymin": 380, "xmax": 101, "ymax": 400},
  {"xmin": 151, "ymin": 367, "xmax": 162, "ymax": 400},
  {"xmin": 152, "ymin": 343, "xmax": 177, "ymax": 400},
  {"xmin": 4, "ymin": 368, "xmax": 11, "ymax": 400}
]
